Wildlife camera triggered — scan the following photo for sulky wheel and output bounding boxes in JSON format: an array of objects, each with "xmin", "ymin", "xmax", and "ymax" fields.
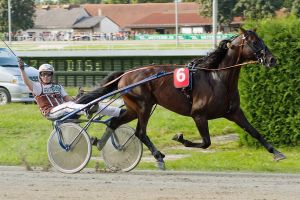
[
  {"xmin": 47, "ymin": 123, "xmax": 91, "ymax": 174},
  {"xmin": 101, "ymin": 125, "xmax": 143, "ymax": 172}
]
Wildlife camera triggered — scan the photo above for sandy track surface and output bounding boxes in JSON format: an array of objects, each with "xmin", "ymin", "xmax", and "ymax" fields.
[{"xmin": 0, "ymin": 166, "xmax": 299, "ymax": 200}]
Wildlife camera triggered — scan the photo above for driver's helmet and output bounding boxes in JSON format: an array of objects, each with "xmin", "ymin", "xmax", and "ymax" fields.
[
  {"xmin": 39, "ymin": 64, "xmax": 54, "ymax": 74},
  {"xmin": 38, "ymin": 64, "xmax": 54, "ymax": 83}
]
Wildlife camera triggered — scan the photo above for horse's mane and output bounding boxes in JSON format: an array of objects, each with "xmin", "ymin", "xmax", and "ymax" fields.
[{"xmin": 191, "ymin": 36, "xmax": 237, "ymax": 69}]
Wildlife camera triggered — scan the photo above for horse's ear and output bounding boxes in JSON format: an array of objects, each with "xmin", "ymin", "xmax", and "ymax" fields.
[
  {"xmin": 253, "ymin": 28, "xmax": 257, "ymax": 32},
  {"xmin": 239, "ymin": 27, "xmax": 246, "ymax": 34}
]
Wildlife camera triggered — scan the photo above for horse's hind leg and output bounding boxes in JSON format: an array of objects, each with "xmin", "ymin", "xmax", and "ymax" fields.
[
  {"xmin": 225, "ymin": 108, "xmax": 286, "ymax": 161},
  {"xmin": 173, "ymin": 114, "xmax": 211, "ymax": 149}
]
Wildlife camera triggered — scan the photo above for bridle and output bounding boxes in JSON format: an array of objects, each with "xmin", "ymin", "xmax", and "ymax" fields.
[{"xmin": 239, "ymin": 31, "xmax": 268, "ymax": 66}]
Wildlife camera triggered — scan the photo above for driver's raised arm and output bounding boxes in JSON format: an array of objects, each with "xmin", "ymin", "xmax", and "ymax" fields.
[{"xmin": 18, "ymin": 59, "xmax": 33, "ymax": 91}]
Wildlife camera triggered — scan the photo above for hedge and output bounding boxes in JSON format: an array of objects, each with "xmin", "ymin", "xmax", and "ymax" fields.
[{"xmin": 239, "ymin": 16, "xmax": 300, "ymax": 146}]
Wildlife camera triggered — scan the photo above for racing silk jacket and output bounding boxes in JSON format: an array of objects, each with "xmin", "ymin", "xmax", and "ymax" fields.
[{"xmin": 32, "ymin": 82, "xmax": 67, "ymax": 117}]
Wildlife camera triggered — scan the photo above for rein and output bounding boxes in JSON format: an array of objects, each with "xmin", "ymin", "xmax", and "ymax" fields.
[
  {"xmin": 194, "ymin": 60, "xmax": 258, "ymax": 71},
  {"xmin": 76, "ymin": 60, "xmax": 258, "ymax": 97},
  {"xmin": 101, "ymin": 60, "xmax": 258, "ymax": 88},
  {"xmin": 96, "ymin": 36, "xmax": 259, "ymax": 89}
]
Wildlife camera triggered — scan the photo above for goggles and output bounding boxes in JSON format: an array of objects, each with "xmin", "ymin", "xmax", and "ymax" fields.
[{"xmin": 40, "ymin": 72, "xmax": 53, "ymax": 77}]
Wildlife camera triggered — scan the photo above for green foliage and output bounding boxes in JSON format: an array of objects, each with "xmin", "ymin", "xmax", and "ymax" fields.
[
  {"xmin": 0, "ymin": 0, "xmax": 35, "ymax": 32},
  {"xmin": 283, "ymin": 0, "xmax": 294, "ymax": 8},
  {"xmin": 239, "ymin": 16, "xmax": 300, "ymax": 146},
  {"xmin": 197, "ymin": 0, "xmax": 238, "ymax": 25},
  {"xmin": 102, "ymin": 0, "xmax": 129, "ymax": 4},
  {"xmin": 291, "ymin": 0, "xmax": 300, "ymax": 17},
  {"xmin": 36, "ymin": 0, "xmax": 174, "ymax": 4},
  {"xmin": 233, "ymin": 0, "xmax": 283, "ymax": 20},
  {"xmin": 197, "ymin": 0, "xmax": 286, "ymax": 25},
  {"xmin": 282, "ymin": 0, "xmax": 300, "ymax": 17},
  {"xmin": 36, "ymin": 0, "xmax": 102, "ymax": 4}
]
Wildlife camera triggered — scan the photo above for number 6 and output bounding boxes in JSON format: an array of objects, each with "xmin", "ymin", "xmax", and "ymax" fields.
[{"xmin": 176, "ymin": 68, "xmax": 186, "ymax": 82}]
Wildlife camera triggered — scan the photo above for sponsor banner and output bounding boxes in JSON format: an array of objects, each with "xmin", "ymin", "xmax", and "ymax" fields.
[{"xmin": 134, "ymin": 34, "xmax": 235, "ymax": 40}]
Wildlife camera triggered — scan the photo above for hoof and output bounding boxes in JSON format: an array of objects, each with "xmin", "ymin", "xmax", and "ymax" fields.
[
  {"xmin": 274, "ymin": 151, "xmax": 286, "ymax": 161},
  {"xmin": 156, "ymin": 161, "xmax": 166, "ymax": 170},
  {"xmin": 172, "ymin": 133, "xmax": 183, "ymax": 142}
]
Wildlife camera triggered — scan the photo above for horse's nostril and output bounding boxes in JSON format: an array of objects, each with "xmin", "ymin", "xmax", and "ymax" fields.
[{"xmin": 269, "ymin": 57, "xmax": 276, "ymax": 66}]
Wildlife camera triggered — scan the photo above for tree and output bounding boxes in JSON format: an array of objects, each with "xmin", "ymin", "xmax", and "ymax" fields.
[
  {"xmin": 233, "ymin": 0, "xmax": 283, "ymax": 20},
  {"xmin": 102, "ymin": 0, "xmax": 130, "ymax": 4},
  {"xmin": 0, "ymin": 0, "xmax": 35, "ymax": 33},
  {"xmin": 35, "ymin": 0, "xmax": 103, "ymax": 4},
  {"xmin": 197, "ymin": 0, "xmax": 238, "ymax": 25},
  {"xmin": 281, "ymin": 0, "xmax": 295, "ymax": 10},
  {"xmin": 291, "ymin": 0, "xmax": 300, "ymax": 17},
  {"xmin": 67, "ymin": 0, "xmax": 102, "ymax": 3}
]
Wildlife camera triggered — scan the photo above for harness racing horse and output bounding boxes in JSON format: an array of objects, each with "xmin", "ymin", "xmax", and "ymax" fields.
[{"xmin": 76, "ymin": 28, "xmax": 286, "ymax": 170}]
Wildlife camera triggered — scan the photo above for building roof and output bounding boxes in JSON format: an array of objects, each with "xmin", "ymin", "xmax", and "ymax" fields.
[
  {"xmin": 126, "ymin": 12, "xmax": 211, "ymax": 28},
  {"xmin": 83, "ymin": 2, "xmax": 202, "ymax": 29},
  {"xmin": 34, "ymin": 6, "xmax": 90, "ymax": 29},
  {"xmin": 33, "ymin": 3, "xmax": 243, "ymax": 31},
  {"xmin": 72, "ymin": 16, "xmax": 106, "ymax": 28}
]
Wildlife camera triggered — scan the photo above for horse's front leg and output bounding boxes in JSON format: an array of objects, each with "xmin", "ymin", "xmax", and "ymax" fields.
[
  {"xmin": 225, "ymin": 108, "xmax": 286, "ymax": 161},
  {"xmin": 135, "ymin": 120, "xmax": 166, "ymax": 170},
  {"xmin": 173, "ymin": 115, "xmax": 211, "ymax": 149}
]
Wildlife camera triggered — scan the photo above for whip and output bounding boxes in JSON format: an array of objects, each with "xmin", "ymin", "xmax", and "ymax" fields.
[
  {"xmin": 0, "ymin": 37, "xmax": 17, "ymax": 57},
  {"xmin": 1, "ymin": 37, "xmax": 24, "ymax": 70}
]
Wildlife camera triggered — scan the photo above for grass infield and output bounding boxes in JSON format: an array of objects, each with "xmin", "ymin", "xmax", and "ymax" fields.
[{"xmin": 0, "ymin": 92, "xmax": 299, "ymax": 173}]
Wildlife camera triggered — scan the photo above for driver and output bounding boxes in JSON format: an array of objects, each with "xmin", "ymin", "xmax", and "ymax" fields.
[{"xmin": 18, "ymin": 60, "xmax": 122, "ymax": 120}]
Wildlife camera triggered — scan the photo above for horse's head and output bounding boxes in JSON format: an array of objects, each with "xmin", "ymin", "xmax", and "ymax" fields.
[{"xmin": 230, "ymin": 28, "xmax": 276, "ymax": 67}]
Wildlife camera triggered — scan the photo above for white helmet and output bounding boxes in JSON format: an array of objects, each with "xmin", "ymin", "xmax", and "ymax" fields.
[{"xmin": 39, "ymin": 64, "xmax": 54, "ymax": 73}]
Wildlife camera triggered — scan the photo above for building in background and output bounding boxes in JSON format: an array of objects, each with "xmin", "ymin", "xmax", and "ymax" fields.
[
  {"xmin": 22, "ymin": 4, "xmax": 120, "ymax": 41},
  {"xmin": 83, "ymin": 3, "xmax": 242, "ymax": 34},
  {"xmin": 20, "ymin": 3, "xmax": 242, "ymax": 41}
]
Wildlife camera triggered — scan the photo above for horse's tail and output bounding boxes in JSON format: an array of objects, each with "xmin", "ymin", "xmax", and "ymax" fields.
[{"xmin": 76, "ymin": 71, "xmax": 124, "ymax": 104}]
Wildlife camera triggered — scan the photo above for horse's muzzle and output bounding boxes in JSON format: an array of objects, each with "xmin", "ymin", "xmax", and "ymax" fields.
[{"xmin": 260, "ymin": 56, "xmax": 276, "ymax": 67}]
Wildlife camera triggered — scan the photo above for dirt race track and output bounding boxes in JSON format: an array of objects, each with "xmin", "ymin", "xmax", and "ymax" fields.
[{"xmin": 0, "ymin": 166, "xmax": 300, "ymax": 200}]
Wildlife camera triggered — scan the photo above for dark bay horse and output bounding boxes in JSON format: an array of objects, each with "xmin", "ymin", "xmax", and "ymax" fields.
[{"xmin": 77, "ymin": 28, "xmax": 286, "ymax": 169}]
